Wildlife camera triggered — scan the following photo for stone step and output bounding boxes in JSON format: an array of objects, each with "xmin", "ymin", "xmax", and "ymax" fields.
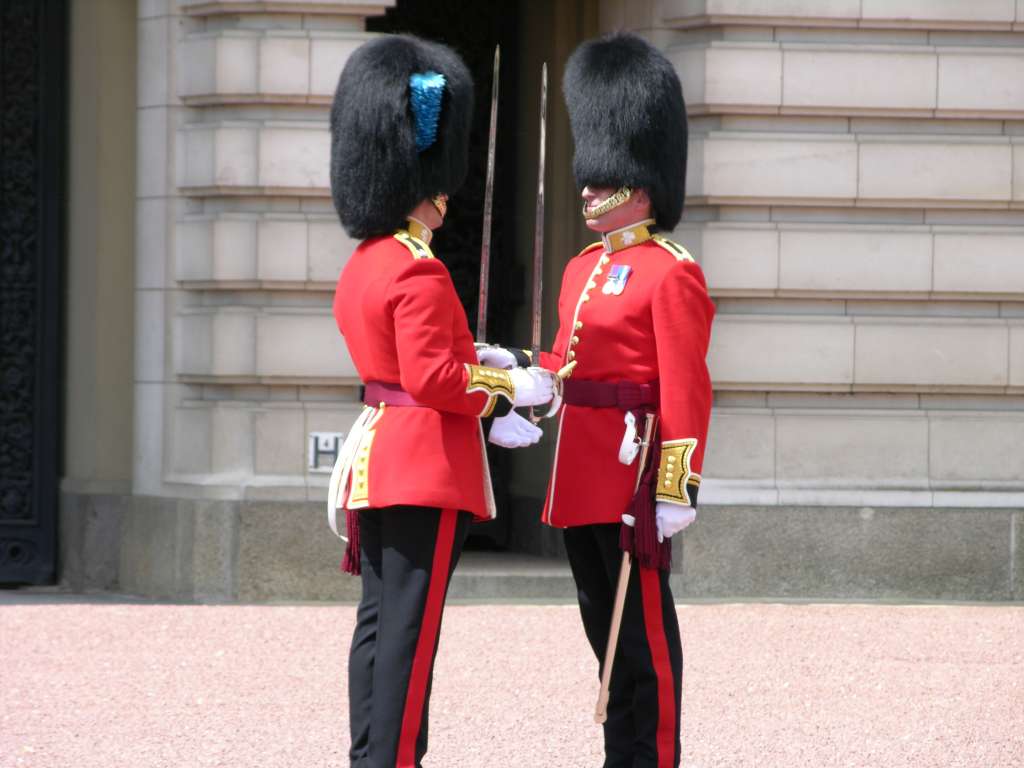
[{"xmin": 448, "ymin": 551, "xmax": 577, "ymax": 602}]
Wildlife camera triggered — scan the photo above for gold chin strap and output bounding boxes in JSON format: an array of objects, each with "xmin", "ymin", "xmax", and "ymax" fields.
[
  {"xmin": 431, "ymin": 194, "xmax": 448, "ymax": 219},
  {"xmin": 582, "ymin": 186, "xmax": 632, "ymax": 219}
]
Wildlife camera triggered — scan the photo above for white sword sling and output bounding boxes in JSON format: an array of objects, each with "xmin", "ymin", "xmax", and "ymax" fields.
[{"xmin": 326, "ymin": 405, "xmax": 376, "ymax": 541}]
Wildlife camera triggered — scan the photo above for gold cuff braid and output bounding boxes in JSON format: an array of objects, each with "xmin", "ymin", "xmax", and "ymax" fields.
[
  {"xmin": 465, "ymin": 364, "xmax": 515, "ymax": 417},
  {"xmin": 656, "ymin": 438, "xmax": 698, "ymax": 506}
]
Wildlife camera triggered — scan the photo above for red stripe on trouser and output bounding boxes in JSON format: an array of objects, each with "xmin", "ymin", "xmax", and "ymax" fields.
[
  {"xmin": 395, "ymin": 509, "xmax": 457, "ymax": 768},
  {"xmin": 640, "ymin": 566, "xmax": 676, "ymax": 768}
]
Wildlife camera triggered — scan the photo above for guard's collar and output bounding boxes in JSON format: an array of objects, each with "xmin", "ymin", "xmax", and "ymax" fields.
[
  {"xmin": 601, "ymin": 219, "xmax": 655, "ymax": 253},
  {"xmin": 406, "ymin": 217, "xmax": 433, "ymax": 245}
]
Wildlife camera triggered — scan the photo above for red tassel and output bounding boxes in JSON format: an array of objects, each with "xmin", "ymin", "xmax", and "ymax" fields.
[
  {"xmin": 631, "ymin": 479, "xmax": 661, "ymax": 569},
  {"xmin": 341, "ymin": 509, "xmax": 361, "ymax": 575},
  {"xmin": 620, "ymin": 416, "xmax": 672, "ymax": 572}
]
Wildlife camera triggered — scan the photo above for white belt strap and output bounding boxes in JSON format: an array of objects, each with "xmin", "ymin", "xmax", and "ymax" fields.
[
  {"xmin": 327, "ymin": 406, "xmax": 375, "ymax": 540},
  {"xmin": 618, "ymin": 410, "xmax": 641, "ymax": 466}
]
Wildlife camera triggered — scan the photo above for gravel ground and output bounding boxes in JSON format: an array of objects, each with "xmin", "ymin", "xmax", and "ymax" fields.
[{"xmin": 2, "ymin": 599, "xmax": 1022, "ymax": 768}]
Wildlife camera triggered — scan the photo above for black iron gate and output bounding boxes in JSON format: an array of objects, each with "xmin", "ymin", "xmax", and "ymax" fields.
[{"xmin": 0, "ymin": 0, "xmax": 66, "ymax": 584}]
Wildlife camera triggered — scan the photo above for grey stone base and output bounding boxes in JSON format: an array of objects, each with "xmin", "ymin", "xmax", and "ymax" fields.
[
  {"xmin": 59, "ymin": 492, "xmax": 126, "ymax": 591},
  {"xmin": 448, "ymin": 551, "xmax": 575, "ymax": 602},
  {"xmin": 117, "ymin": 497, "xmax": 362, "ymax": 602},
  {"xmin": 58, "ymin": 495, "xmax": 1023, "ymax": 602},
  {"xmin": 678, "ymin": 505, "xmax": 1023, "ymax": 602}
]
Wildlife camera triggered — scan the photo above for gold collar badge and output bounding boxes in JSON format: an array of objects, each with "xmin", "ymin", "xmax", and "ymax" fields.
[
  {"xmin": 602, "ymin": 219, "xmax": 655, "ymax": 253},
  {"xmin": 405, "ymin": 217, "xmax": 432, "ymax": 245}
]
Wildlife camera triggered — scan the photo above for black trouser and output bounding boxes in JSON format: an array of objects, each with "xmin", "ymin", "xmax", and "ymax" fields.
[
  {"xmin": 348, "ymin": 505, "xmax": 470, "ymax": 768},
  {"xmin": 564, "ymin": 524, "xmax": 683, "ymax": 768}
]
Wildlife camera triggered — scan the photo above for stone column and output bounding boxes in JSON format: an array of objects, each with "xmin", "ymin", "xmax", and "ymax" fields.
[
  {"xmin": 61, "ymin": 0, "xmax": 138, "ymax": 590},
  {"xmin": 126, "ymin": 0, "xmax": 392, "ymax": 600},
  {"xmin": 597, "ymin": 0, "xmax": 1024, "ymax": 600}
]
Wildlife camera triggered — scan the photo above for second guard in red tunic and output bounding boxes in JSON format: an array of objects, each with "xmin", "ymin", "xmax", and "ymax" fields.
[
  {"xmin": 538, "ymin": 34, "xmax": 715, "ymax": 768},
  {"xmin": 325, "ymin": 35, "xmax": 555, "ymax": 768}
]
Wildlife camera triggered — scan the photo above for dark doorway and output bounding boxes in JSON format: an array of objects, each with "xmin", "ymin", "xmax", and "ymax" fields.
[
  {"xmin": 368, "ymin": 1, "xmax": 524, "ymax": 549},
  {"xmin": 0, "ymin": 0, "xmax": 67, "ymax": 584}
]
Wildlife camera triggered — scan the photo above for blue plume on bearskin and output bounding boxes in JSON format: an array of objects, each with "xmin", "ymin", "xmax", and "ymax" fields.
[
  {"xmin": 409, "ymin": 71, "xmax": 446, "ymax": 152},
  {"xmin": 329, "ymin": 35, "xmax": 473, "ymax": 239}
]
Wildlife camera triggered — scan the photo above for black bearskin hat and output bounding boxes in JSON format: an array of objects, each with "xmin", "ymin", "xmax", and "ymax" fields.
[
  {"xmin": 563, "ymin": 33, "xmax": 688, "ymax": 231},
  {"xmin": 329, "ymin": 35, "xmax": 473, "ymax": 239}
]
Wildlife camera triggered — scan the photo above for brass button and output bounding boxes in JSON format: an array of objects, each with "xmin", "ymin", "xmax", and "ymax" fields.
[
  {"xmin": 575, "ymin": 321, "xmax": 583, "ymax": 330},
  {"xmin": 664, "ymin": 480, "xmax": 672, "ymax": 488},
  {"xmin": 667, "ymin": 456, "xmax": 676, "ymax": 464},
  {"xmin": 568, "ymin": 351, "xmax": 575, "ymax": 360},
  {"xmin": 586, "ymin": 280, "xmax": 596, "ymax": 290},
  {"xmin": 582, "ymin": 294, "xmax": 590, "ymax": 302},
  {"xmin": 571, "ymin": 335, "xmax": 579, "ymax": 344}
]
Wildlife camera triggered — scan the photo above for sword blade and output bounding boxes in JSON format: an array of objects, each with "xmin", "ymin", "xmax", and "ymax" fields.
[
  {"xmin": 530, "ymin": 62, "xmax": 547, "ymax": 361},
  {"xmin": 476, "ymin": 45, "xmax": 500, "ymax": 344}
]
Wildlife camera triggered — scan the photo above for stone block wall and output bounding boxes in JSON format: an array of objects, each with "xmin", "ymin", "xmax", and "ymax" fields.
[
  {"xmin": 598, "ymin": 0, "xmax": 1024, "ymax": 513},
  {"xmin": 110, "ymin": 0, "xmax": 1024, "ymax": 600},
  {"xmin": 591, "ymin": 0, "xmax": 1024, "ymax": 599},
  {"xmin": 136, "ymin": 0, "xmax": 385, "ymax": 501},
  {"xmin": 125, "ymin": 0, "xmax": 390, "ymax": 598}
]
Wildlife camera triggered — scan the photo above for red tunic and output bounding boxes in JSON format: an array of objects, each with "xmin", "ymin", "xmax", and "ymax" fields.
[
  {"xmin": 333, "ymin": 230, "xmax": 512, "ymax": 520},
  {"xmin": 539, "ymin": 228, "xmax": 715, "ymax": 528}
]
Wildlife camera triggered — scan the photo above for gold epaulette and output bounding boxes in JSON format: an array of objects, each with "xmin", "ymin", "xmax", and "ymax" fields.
[
  {"xmin": 393, "ymin": 230, "xmax": 434, "ymax": 260},
  {"xmin": 651, "ymin": 234, "xmax": 694, "ymax": 263}
]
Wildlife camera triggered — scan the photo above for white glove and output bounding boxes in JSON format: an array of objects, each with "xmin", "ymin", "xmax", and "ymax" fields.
[
  {"xmin": 655, "ymin": 502, "xmax": 696, "ymax": 542},
  {"xmin": 475, "ymin": 343, "xmax": 518, "ymax": 370},
  {"xmin": 509, "ymin": 366, "xmax": 555, "ymax": 407},
  {"xmin": 488, "ymin": 411, "xmax": 543, "ymax": 448}
]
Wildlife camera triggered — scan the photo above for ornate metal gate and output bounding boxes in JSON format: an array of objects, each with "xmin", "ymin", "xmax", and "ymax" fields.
[{"xmin": 0, "ymin": 0, "xmax": 66, "ymax": 584}]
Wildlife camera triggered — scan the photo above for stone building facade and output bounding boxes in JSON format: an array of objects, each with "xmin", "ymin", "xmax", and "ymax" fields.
[{"xmin": 54, "ymin": 0, "xmax": 1024, "ymax": 601}]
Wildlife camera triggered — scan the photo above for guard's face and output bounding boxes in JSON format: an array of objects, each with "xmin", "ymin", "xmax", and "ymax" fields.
[
  {"xmin": 581, "ymin": 186, "xmax": 652, "ymax": 232},
  {"xmin": 410, "ymin": 194, "xmax": 447, "ymax": 230}
]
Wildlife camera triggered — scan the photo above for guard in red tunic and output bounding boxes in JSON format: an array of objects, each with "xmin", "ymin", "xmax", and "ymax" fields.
[
  {"xmin": 326, "ymin": 35, "xmax": 555, "ymax": 768},
  {"xmin": 538, "ymin": 34, "xmax": 715, "ymax": 768}
]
